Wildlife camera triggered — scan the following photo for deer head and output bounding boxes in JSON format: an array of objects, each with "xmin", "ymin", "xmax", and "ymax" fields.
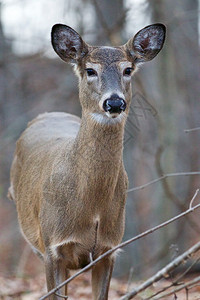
[{"xmin": 51, "ymin": 24, "xmax": 165, "ymax": 124}]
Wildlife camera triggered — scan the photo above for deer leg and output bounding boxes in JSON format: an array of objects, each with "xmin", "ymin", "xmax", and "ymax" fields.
[
  {"xmin": 92, "ymin": 256, "xmax": 114, "ymax": 300},
  {"xmin": 64, "ymin": 268, "xmax": 70, "ymax": 296},
  {"xmin": 45, "ymin": 253, "xmax": 70, "ymax": 300},
  {"xmin": 55, "ymin": 264, "xmax": 70, "ymax": 298}
]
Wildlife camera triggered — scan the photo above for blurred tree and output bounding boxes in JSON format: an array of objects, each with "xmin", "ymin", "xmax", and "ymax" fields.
[
  {"xmin": 0, "ymin": 1, "xmax": 12, "ymax": 125},
  {"xmin": 0, "ymin": 0, "xmax": 200, "ymax": 280},
  {"xmin": 144, "ymin": 0, "xmax": 200, "ymax": 267},
  {"xmin": 93, "ymin": 0, "xmax": 125, "ymax": 45}
]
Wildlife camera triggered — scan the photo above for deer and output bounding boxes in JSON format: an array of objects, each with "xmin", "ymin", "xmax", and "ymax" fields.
[{"xmin": 8, "ymin": 23, "xmax": 165, "ymax": 299}]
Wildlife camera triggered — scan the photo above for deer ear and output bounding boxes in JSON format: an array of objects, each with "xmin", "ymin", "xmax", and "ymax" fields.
[
  {"xmin": 51, "ymin": 24, "xmax": 88, "ymax": 63},
  {"xmin": 126, "ymin": 24, "xmax": 166, "ymax": 63}
]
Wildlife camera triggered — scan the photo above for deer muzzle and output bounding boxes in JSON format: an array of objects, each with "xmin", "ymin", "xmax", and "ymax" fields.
[{"xmin": 103, "ymin": 98, "xmax": 126, "ymax": 114}]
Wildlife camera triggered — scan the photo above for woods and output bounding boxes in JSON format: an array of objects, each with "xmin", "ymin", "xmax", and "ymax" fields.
[{"xmin": 0, "ymin": 0, "xmax": 200, "ymax": 299}]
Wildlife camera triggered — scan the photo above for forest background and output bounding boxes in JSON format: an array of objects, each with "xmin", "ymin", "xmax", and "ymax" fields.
[{"xmin": 0, "ymin": 0, "xmax": 200, "ymax": 299}]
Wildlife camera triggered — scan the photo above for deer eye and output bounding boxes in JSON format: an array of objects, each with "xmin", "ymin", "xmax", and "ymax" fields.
[
  {"xmin": 123, "ymin": 67, "xmax": 133, "ymax": 76},
  {"xmin": 85, "ymin": 68, "xmax": 97, "ymax": 77}
]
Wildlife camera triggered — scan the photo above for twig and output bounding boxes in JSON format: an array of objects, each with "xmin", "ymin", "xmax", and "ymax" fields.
[
  {"xmin": 127, "ymin": 172, "xmax": 200, "ymax": 193},
  {"xmin": 153, "ymin": 276, "xmax": 200, "ymax": 300},
  {"xmin": 188, "ymin": 282, "xmax": 200, "ymax": 290},
  {"xmin": 89, "ymin": 252, "xmax": 93, "ymax": 262},
  {"xmin": 186, "ymin": 285, "xmax": 189, "ymax": 300},
  {"xmin": 126, "ymin": 267, "xmax": 134, "ymax": 293},
  {"xmin": 16, "ymin": 243, "xmax": 32, "ymax": 276},
  {"xmin": 155, "ymin": 146, "xmax": 200, "ymax": 234},
  {"xmin": 39, "ymin": 189, "xmax": 200, "ymax": 300},
  {"xmin": 145, "ymin": 257, "xmax": 200, "ymax": 299},
  {"xmin": 189, "ymin": 189, "xmax": 199, "ymax": 209},
  {"xmin": 54, "ymin": 292, "xmax": 68, "ymax": 299},
  {"xmin": 120, "ymin": 242, "xmax": 200, "ymax": 300},
  {"xmin": 184, "ymin": 127, "xmax": 200, "ymax": 133}
]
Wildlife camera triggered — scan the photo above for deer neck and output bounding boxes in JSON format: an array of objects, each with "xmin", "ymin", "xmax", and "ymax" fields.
[
  {"xmin": 71, "ymin": 112, "xmax": 126, "ymax": 194},
  {"xmin": 75, "ymin": 112, "xmax": 125, "ymax": 165}
]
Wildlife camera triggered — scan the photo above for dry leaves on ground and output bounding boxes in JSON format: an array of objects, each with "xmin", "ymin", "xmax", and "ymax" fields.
[{"xmin": 1, "ymin": 273, "xmax": 200, "ymax": 299}]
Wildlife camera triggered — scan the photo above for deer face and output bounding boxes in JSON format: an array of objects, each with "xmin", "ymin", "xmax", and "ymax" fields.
[
  {"xmin": 51, "ymin": 24, "xmax": 166, "ymax": 124},
  {"xmin": 77, "ymin": 46, "xmax": 134, "ymax": 123}
]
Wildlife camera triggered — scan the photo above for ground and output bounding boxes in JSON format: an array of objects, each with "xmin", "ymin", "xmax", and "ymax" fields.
[{"xmin": 1, "ymin": 272, "xmax": 200, "ymax": 300}]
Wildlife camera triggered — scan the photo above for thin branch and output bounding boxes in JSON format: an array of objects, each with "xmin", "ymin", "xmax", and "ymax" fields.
[
  {"xmin": 146, "ymin": 257, "xmax": 200, "ymax": 299},
  {"xmin": 126, "ymin": 267, "xmax": 134, "ymax": 293},
  {"xmin": 127, "ymin": 172, "xmax": 200, "ymax": 193},
  {"xmin": 153, "ymin": 276, "xmax": 200, "ymax": 300},
  {"xmin": 188, "ymin": 282, "xmax": 200, "ymax": 290},
  {"xmin": 120, "ymin": 241, "xmax": 200, "ymax": 300},
  {"xmin": 16, "ymin": 243, "xmax": 32, "ymax": 276},
  {"xmin": 155, "ymin": 146, "xmax": 200, "ymax": 234},
  {"xmin": 54, "ymin": 292, "xmax": 68, "ymax": 299},
  {"xmin": 39, "ymin": 189, "xmax": 200, "ymax": 300},
  {"xmin": 189, "ymin": 189, "xmax": 199, "ymax": 209},
  {"xmin": 184, "ymin": 127, "xmax": 200, "ymax": 133}
]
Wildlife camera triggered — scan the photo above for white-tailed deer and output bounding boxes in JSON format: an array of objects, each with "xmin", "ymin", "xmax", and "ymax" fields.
[{"xmin": 8, "ymin": 23, "xmax": 165, "ymax": 299}]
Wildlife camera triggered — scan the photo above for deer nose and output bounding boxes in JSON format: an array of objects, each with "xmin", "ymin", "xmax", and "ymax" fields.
[{"xmin": 103, "ymin": 98, "xmax": 126, "ymax": 114}]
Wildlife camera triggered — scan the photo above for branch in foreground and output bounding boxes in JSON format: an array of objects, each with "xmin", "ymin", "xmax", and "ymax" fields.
[
  {"xmin": 39, "ymin": 189, "xmax": 200, "ymax": 300},
  {"xmin": 120, "ymin": 241, "xmax": 200, "ymax": 300},
  {"xmin": 153, "ymin": 275, "xmax": 200, "ymax": 300},
  {"xmin": 146, "ymin": 257, "xmax": 200, "ymax": 299},
  {"xmin": 127, "ymin": 171, "xmax": 200, "ymax": 192}
]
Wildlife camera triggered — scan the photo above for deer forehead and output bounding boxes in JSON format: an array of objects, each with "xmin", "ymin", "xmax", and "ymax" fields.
[{"xmin": 86, "ymin": 46, "xmax": 131, "ymax": 67}]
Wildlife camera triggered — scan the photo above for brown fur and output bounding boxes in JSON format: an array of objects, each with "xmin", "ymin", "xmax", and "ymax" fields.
[{"xmin": 8, "ymin": 23, "xmax": 165, "ymax": 299}]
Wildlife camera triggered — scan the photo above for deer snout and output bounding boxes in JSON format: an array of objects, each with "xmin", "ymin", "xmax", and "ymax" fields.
[{"xmin": 103, "ymin": 97, "xmax": 126, "ymax": 114}]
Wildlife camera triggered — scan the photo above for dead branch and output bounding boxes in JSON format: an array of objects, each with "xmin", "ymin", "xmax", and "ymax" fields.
[
  {"xmin": 153, "ymin": 275, "xmax": 200, "ymax": 300},
  {"xmin": 120, "ymin": 241, "xmax": 200, "ymax": 300},
  {"xmin": 54, "ymin": 292, "xmax": 68, "ymax": 299},
  {"xmin": 155, "ymin": 145, "xmax": 200, "ymax": 234},
  {"xmin": 16, "ymin": 243, "xmax": 32, "ymax": 276},
  {"xmin": 126, "ymin": 267, "xmax": 134, "ymax": 293},
  {"xmin": 184, "ymin": 127, "xmax": 200, "ymax": 133},
  {"xmin": 127, "ymin": 171, "xmax": 200, "ymax": 193},
  {"xmin": 39, "ymin": 189, "xmax": 200, "ymax": 300},
  {"xmin": 145, "ymin": 257, "xmax": 200, "ymax": 299}
]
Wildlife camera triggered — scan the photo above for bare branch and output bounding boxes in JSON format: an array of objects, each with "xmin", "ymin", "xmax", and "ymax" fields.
[
  {"xmin": 189, "ymin": 189, "xmax": 199, "ymax": 209},
  {"xmin": 188, "ymin": 281, "xmax": 200, "ymax": 291},
  {"xmin": 54, "ymin": 292, "xmax": 68, "ymax": 299},
  {"xmin": 184, "ymin": 127, "xmax": 200, "ymax": 133},
  {"xmin": 154, "ymin": 146, "xmax": 200, "ymax": 234},
  {"xmin": 146, "ymin": 257, "xmax": 200, "ymax": 299},
  {"xmin": 39, "ymin": 189, "xmax": 200, "ymax": 300},
  {"xmin": 127, "ymin": 172, "xmax": 200, "ymax": 193},
  {"xmin": 120, "ymin": 241, "xmax": 200, "ymax": 300},
  {"xmin": 153, "ymin": 276, "xmax": 200, "ymax": 300},
  {"xmin": 126, "ymin": 267, "xmax": 134, "ymax": 293}
]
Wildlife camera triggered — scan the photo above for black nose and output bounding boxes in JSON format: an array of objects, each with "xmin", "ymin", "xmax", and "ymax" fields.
[{"xmin": 103, "ymin": 98, "xmax": 126, "ymax": 114}]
